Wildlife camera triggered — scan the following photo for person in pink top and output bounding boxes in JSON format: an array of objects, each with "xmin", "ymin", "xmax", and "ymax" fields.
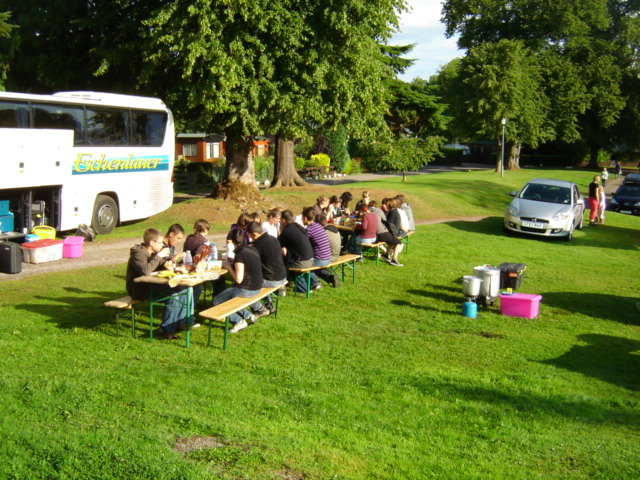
[{"xmin": 348, "ymin": 204, "xmax": 378, "ymax": 258}]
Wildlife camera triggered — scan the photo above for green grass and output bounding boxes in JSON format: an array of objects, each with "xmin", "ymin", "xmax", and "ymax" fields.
[{"xmin": 1, "ymin": 169, "xmax": 639, "ymax": 478}]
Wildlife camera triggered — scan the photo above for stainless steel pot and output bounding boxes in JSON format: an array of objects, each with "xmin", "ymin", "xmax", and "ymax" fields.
[
  {"xmin": 473, "ymin": 266, "xmax": 501, "ymax": 298},
  {"xmin": 462, "ymin": 275, "xmax": 482, "ymax": 298}
]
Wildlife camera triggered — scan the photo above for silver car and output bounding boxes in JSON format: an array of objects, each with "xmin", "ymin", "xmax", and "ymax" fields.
[{"xmin": 503, "ymin": 178, "xmax": 585, "ymax": 241}]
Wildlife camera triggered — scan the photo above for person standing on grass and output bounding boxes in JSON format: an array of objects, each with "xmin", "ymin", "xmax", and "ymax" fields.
[
  {"xmin": 246, "ymin": 222, "xmax": 287, "ymax": 315},
  {"xmin": 615, "ymin": 161, "xmax": 622, "ymax": 179},
  {"xmin": 126, "ymin": 228, "xmax": 192, "ymax": 340},
  {"xmin": 212, "ymin": 228, "xmax": 263, "ymax": 334},
  {"xmin": 597, "ymin": 181, "xmax": 607, "ymax": 224},
  {"xmin": 601, "ymin": 168, "xmax": 609, "ymax": 188},
  {"xmin": 302, "ymin": 207, "xmax": 338, "ymax": 289},
  {"xmin": 279, "ymin": 209, "xmax": 314, "ymax": 293},
  {"xmin": 588, "ymin": 175, "xmax": 602, "ymax": 226}
]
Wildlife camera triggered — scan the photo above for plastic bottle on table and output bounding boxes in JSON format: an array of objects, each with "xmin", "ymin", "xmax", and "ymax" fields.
[
  {"xmin": 184, "ymin": 250, "xmax": 193, "ymax": 265},
  {"xmin": 210, "ymin": 243, "xmax": 218, "ymax": 261},
  {"xmin": 226, "ymin": 240, "xmax": 235, "ymax": 261}
]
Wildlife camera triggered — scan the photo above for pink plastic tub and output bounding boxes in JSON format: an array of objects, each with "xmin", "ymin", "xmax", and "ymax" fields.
[
  {"xmin": 63, "ymin": 236, "xmax": 85, "ymax": 258},
  {"xmin": 499, "ymin": 293, "xmax": 542, "ymax": 319}
]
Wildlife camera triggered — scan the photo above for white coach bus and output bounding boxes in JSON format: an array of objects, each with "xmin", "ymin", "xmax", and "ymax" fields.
[{"xmin": 0, "ymin": 91, "xmax": 175, "ymax": 235}]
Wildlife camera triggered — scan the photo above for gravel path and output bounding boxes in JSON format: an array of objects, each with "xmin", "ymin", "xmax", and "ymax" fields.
[{"xmin": 0, "ymin": 164, "xmax": 621, "ymax": 281}]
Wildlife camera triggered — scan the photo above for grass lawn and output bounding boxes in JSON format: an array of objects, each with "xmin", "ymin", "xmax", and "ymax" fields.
[{"xmin": 0, "ymin": 169, "xmax": 638, "ymax": 479}]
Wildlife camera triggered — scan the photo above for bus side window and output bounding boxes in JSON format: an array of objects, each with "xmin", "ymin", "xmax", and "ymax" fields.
[
  {"xmin": 132, "ymin": 111, "xmax": 167, "ymax": 146},
  {"xmin": 33, "ymin": 104, "xmax": 84, "ymax": 145},
  {"xmin": 0, "ymin": 101, "xmax": 30, "ymax": 128},
  {"xmin": 86, "ymin": 108, "xmax": 129, "ymax": 146}
]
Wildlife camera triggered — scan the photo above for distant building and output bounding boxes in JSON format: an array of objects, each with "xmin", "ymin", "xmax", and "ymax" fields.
[{"xmin": 175, "ymin": 133, "xmax": 271, "ymax": 163}]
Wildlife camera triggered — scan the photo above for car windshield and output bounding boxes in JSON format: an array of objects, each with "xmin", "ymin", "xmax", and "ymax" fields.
[
  {"xmin": 520, "ymin": 184, "xmax": 571, "ymax": 204},
  {"xmin": 616, "ymin": 184, "xmax": 640, "ymax": 196}
]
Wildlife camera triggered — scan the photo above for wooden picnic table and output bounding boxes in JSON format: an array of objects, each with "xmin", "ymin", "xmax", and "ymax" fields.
[{"xmin": 135, "ymin": 269, "xmax": 227, "ymax": 347}]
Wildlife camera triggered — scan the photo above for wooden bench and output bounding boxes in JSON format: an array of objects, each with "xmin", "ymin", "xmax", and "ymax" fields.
[
  {"xmin": 288, "ymin": 254, "xmax": 360, "ymax": 298},
  {"xmin": 297, "ymin": 166, "xmax": 337, "ymax": 179},
  {"xmin": 360, "ymin": 241, "xmax": 386, "ymax": 265},
  {"xmin": 398, "ymin": 230, "xmax": 415, "ymax": 254},
  {"xmin": 104, "ymin": 296, "xmax": 142, "ymax": 338},
  {"xmin": 198, "ymin": 286, "xmax": 281, "ymax": 350}
]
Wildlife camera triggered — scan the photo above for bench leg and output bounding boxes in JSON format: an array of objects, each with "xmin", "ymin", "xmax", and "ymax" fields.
[{"xmin": 223, "ymin": 316, "xmax": 230, "ymax": 350}]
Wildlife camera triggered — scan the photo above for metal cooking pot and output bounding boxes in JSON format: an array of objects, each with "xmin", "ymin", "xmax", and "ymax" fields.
[
  {"xmin": 473, "ymin": 266, "xmax": 501, "ymax": 298},
  {"xmin": 462, "ymin": 275, "xmax": 482, "ymax": 298}
]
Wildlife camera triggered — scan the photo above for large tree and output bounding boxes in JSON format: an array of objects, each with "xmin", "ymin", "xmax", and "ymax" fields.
[{"xmin": 441, "ymin": 0, "xmax": 639, "ymax": 167}]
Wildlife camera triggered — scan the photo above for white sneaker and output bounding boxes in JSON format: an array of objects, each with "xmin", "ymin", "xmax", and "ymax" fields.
[
  {"xmin": 229, "ymin": 319, "xmax": 248, "ymax": 333},
  {"xmin": 191, "ymin": 323, "xmax": 201, "ymax": 329},
  {"xmin": 246, "ymin": 314, "xmax": 258, "ymax": 325}
]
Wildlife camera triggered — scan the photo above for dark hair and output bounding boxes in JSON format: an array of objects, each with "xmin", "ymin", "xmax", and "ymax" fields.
[
  {"xmin": 166, "ymin": 224, "xmax": 185, "ymax": 236},
  {"xmin": 281, "ymin": 210, "xmax": 296, "ymax": 224},
  {"xmin": 229, "ymin": 227, "xmax": 245, "ymax": 246},
  {"xmin": 193, "ymin": 219, "xmax": 210, "ymax": 234},
  {"xmin": 143, "ymin": 228, "xmax": 163, "ymax": 245},
  {"xmin": 302, "ymin": 206, "xmax": 316, "ymax": 222},
  {"xmin": 267, "ymin": 208, "xmax": 281, "ymax": 219},
  {"xmin": 236, "ymin": 212, "xmax": 253, "ymax": 229},
  {"xmin": 316, "ymin": 214, "xmax": 328, "ymax": 226},
  {"xmin": 340, "ymin": 192, "xmax": 353, "ymax": 202},
  {"xmin": 330, "ymin": 195, "xmax": 340, "ymax": 204},
  {"xmin": 246, "ymin": 221, "xmax": 263, "ymax": 235}
]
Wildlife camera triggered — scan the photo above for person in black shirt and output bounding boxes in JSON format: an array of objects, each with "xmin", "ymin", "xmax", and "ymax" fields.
[
  {"xmin": 246, "ymin": 222, "xmax": 287, "ymax": 315},
  {"xmin": 211, "ymin": 229, "xmax": 264, "ymax": 333},
  {"xmin": 279, "ymin": 210, "xmax": 314, "ymax": 293}
]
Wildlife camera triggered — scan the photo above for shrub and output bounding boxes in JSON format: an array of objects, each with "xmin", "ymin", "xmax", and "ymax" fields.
[
  {"xmin": 294, "ymin": 156, "xmax": 306, "ymax": 169},
  {"xmin": 310, "ymin": 153, "xmax": 331, "ymax": 167}
]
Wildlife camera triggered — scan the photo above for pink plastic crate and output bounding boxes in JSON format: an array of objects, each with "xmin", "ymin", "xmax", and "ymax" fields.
[
  {"xmin": 63, "ymin": 236, "xmax": 84, "ymax": 258},
  {"xmin": 499, "ymin": 293, "xmax": 542, "ymax": 319}
]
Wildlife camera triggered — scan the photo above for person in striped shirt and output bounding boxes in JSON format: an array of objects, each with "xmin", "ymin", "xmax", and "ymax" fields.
[{"xmin": 302, "ymin": 207, "xmax": 339, "ymax": 289}]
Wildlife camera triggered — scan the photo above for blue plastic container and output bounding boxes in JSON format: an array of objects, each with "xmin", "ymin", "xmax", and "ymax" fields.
[
  {"xmin": 0, "ymin": 200, "xmax": 9, "ymax": 216},
  {"xmin": 0, "ymin": 212, "xmax": 15, "ymax": 233},
  {"xmin": 462, "ymin": 301, "xmax": 477, "ymax": 318}
]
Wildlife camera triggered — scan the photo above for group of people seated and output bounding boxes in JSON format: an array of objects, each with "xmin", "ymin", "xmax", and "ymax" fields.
[{"xmin": 125, "ymin": 191, "xmax": 415, "ymax": 338}]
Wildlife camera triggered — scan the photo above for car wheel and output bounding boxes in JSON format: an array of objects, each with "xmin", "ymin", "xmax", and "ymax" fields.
[
  {"xmin": 91, "ymin": 195, "xmax": 119, "ymax": 235},
  {"xmin": 564, "ymin": 224, "xmax": 574, "ymax": 242}
]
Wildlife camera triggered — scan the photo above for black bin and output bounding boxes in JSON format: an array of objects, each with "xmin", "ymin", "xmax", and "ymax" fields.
[
  {"xmin": 498, "ymin": 262, "xmax": 526, "ymax": 290},
  {"xmin": 0, "ymin": 241, "xmax": 22, "ymax": 274}
]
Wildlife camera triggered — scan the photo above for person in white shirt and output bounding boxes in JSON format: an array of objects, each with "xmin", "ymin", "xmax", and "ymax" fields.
[{"xmin": 261, "ymin": 209, "xmax": 281, "ymax": 238}]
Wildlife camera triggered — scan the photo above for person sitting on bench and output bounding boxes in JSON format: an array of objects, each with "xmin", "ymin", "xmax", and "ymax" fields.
[
  {"xmin": 211, "ymin": 228, "xmax": 264, "ymax": 334},
  {"xmin": 246, "ymin": 221, "xmax": 287, "ymax": 315},
  {"xmin": 125, "ymin": 227, "xmax": 191, "ymax": 339}
]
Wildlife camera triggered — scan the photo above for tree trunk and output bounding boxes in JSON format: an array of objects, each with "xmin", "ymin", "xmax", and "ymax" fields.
[
  {"xmin": 271, "ymin": 136, "xmax": 306, "ymax": 187},
  {"xmin": 507, "ymin": 142, "xmax": 521, "ymax": 170},
  {"xmin": 224, "ymin": 127, "xmax": 256, "ymax": 184},
  {"xmin": 587, "ymin": 145, "xmax": 599, "ymax": 168}
]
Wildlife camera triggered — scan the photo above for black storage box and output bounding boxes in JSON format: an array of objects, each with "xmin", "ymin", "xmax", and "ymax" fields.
[
  {"xmin": 0, "ymin": 241, "xmax": 22, "ymax": 274},
  {"xmin": 498, "ymin": 262, "xmax": 526, "ymax": 290}
]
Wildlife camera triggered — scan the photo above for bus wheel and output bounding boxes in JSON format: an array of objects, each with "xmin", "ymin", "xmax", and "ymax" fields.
[{"xmin": 92, "ymin": 195, "xmax": 119, "ymax": 235}]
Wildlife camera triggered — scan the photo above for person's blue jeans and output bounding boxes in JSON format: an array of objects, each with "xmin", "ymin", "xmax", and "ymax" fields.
[
  {"xmin": 349, "ymin": 235, "xmax": 376, "ymax": 255},
  {"xmin": 301, "ymin": 258, "xmax": 330, "ymax": 291},
  {"xmin": 212, "ymin": 287, "xmax": 260, "ymax": 324},
  {"xmin": 250, "ymin": 278, "xmax": 287, "ymax": 311},
  {"xmin": 150, "ymin": 285, "xmax": 193, "ymax": 333}
]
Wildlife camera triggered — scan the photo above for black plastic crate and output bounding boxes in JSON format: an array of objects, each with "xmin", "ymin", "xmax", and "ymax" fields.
[{"xmin": 498, "ymin": 262, "xmax": 526, "ymax": 290}]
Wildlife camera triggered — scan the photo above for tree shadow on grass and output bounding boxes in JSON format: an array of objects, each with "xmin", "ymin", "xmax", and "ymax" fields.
[
  {"xmin": 447, "ymin": 216, "xmax": 640, "ymax": 251},
  {"xmin": 540, "ymin": 292, "xmax": 639, "ymax": 326},
  {"xmin": 407, "ymin": 374, "xmax": 639, "ymax": 426},
  {"xmin": 540, "ymin": 334, "xmax": 640, "ymax": 392},
  {"xmin": 391, "ymin": 298, "xmax": 458, "ymax": 315}
]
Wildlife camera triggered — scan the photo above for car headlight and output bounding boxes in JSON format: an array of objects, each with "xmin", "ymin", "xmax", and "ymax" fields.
[
  {"xmin": 634, "ymin": 201, "xmax": 640, "ymax": 207},
  {"xmin": 553, "ymin": 212, "xmax": 570, "ymax": 222},
  {"xmin": 611, "ymin": 198, "xmax": 618, "ymax": 204},
  {"xmin": 508, "ymin": 205, "xmax": 519, "ymax": 216}
]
